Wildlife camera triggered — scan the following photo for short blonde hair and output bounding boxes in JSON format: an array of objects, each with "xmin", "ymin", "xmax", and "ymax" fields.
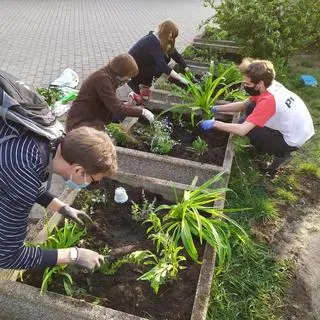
[
  {"xmin": 157, "ymin": 20, "xmax": 179, "ymax": 54},
  {"xmin": 109, "ymin": 53, "xmax": 139, "ymax": 78},
  {"xmin": 61, "ymin": 126, "xmax": 118, "ymax": 176}
]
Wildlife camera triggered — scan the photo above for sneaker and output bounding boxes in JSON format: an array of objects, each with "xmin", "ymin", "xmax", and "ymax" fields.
[{"xmin": 267, "ymin": 153, "xmax": 293, "ymax": 171}]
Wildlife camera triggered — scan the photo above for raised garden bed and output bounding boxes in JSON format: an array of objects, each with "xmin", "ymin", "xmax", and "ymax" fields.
[
  {"xmin": 111, "ymin": 111, "xmax": 232, "ymax": 167},
  {"xmin": 0, "ymin": 172, "xmax": 232, "ymax": 320},
  {"xmin": 21, "ymin": 179, "xmax": 205, "ymax": 320}
]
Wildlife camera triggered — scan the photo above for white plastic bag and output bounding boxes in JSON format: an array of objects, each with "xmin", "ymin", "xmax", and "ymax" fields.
[{"xmin": 50, "ymin": 68, "xmax": 79, "ymax": 88}]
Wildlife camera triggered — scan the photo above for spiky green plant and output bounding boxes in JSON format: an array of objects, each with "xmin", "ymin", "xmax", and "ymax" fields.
[
  {"xmin": 158, "ymin": 65, "xmax": 242, "ymax": 126},
  {"xmin": 40, "ymin": 218, "xmax": 86, "ymax": 295},
  {"xmin": 154, "ymin": 173, "xmax": 248, "ymax": 263}
]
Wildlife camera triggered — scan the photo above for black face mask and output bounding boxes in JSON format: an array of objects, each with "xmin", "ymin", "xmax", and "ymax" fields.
[{"xmin": 244, "ymin": 85, "xmax": 260, "ymax": 96}]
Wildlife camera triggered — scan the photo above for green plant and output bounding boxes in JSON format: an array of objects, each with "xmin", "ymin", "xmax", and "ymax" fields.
[
  {"xmin": 154, "ymin": 77, "xmax": 188, "ymax": 97},
  {"xmin": 76, "ymin": 189, "xmax": 108, "ymax": 214},
  {"xmin": 213, "ymin": 61, "xmax": 242, "ymax": 85},
  {"xmin": 204, "ymin": 0, "xmax": 319, "ymax": 64},
  {"xmin": 150, "ymin": 119, "xmax": 176, "ymax": 154},
  {"xmin": 297, "ymin": 162, "xmax": 320, "ymax": 178},
  {"xmin": 154, "ymin": 173, "xmax": 248, "ymax": 263},
  {"xmin": 128, "ymin": 234, "xmax": 186, "ymax": 294},
  {"xmin": 131, "ymin": 190, "xmax": 156, "ymax": 222},
  {"xmin": 275, "ymin": 188, "xmax": 298, "ymax": 205},
  {"xmin": 40, "ymin": 218, "xmax": 87, "ymax": 295},
  {"xmin": 106, "ymin": 123, "xmax": 138, "ymax": 147},
  {"xmin": 186, "ymin": 136, "xmax": 208, "ymax": 155},
  {"xmin": 36, "ymin": 87, "xmax": 63, "ymax": 106},
  {"xmin": 203, "ymin": 23, "xmax": 231, "ymax": 41},
  {"xmin": 159, "ymin": 65, "xmax": 242, "ymax": 126},
  {"xmin": 182, "ymin": 45, "xmax": 219, "ymax": 63}
]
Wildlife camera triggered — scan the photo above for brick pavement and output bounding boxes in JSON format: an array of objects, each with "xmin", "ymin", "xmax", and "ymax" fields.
[{"xmin": 0, "ymin": 0, "xmax": 211, "ymax": 86}]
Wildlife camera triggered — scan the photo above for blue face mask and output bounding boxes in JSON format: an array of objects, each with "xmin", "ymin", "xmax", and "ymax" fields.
[{"xmin": 64, "ymin": 175, "xmax": 90, "ymax": 190}]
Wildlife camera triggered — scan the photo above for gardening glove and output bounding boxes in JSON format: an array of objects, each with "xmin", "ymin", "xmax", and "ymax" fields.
[
  {"xmin": 72, "ymin": 248, "xmax": 104, "ymax": 271},
  {"xmin": 200, "ymin": 119, "xmax": 216, "ymax": 131},
  {"xmin": 59, "ymin": 205, "xmax": 93, "ymax": 226},
  {"xmin": 178, "ymin": 75, "xmax": 189, "ymax": 86},
  {"xmin": 141, "ymin": 108, "xmax": 155, "ymax": 123},
  {"xmin": 211, "ymin": 105, "xmax": 218, "ymax": 113},
  {"xmin": 190, "ymin": 75, "xmax": 200, "ymax": 84}
]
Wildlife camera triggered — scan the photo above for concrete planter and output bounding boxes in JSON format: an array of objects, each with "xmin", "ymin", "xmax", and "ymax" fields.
[
  {"xmin": 0, "ymin": 58, "xmax": 237, "ymax": 320},
  {"xmin": 193, "ymin": 31, "xmax": 239, "ymax": 54},
  {"xmin": 0, "ymin": 114, "xmax": 235, "ymax": 320},
  {"xmin": 113, "ymin": 111, "xmax": 235, "ymax": 201},
  {"xmin": 0, "ymin": 185, "xmax": 228, "ymax": 320}
]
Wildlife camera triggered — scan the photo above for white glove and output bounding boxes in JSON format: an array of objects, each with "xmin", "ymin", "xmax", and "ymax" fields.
[
  {"xmin": 142, "ymin": 109, "xmax": 155, "ymax": 123},
  {"xmin": 179, "ymin": 75, "xmax": 189, "ymax": 85},
  {"xmin": 72, "ymin": 248, "xmax": 104, "ymax": 271}
]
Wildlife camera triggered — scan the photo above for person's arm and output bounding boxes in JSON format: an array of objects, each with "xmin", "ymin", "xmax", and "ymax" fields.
[
  {"xmin": 96, "ymin": 78, "xmax": 143, "ymax": 118},
  {"xmin": 214, "ymin": 100, "xmax": 250, "ymax": 113},
  {"xmin": 169, "ymin": 48, "xmax": 187, "ymax": 71},
  {"xmin": 215, "ymin": 120, "xmax": 256, "ymax": 136},
  {"xmin": 0, "ymin": 165, "xmax": 58, "ymax": 269}
]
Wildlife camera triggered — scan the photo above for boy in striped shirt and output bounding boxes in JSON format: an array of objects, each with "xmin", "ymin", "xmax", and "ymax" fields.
[{"xmin": 0, "ymin": 123, "xmax": 117, "ymax": 271}]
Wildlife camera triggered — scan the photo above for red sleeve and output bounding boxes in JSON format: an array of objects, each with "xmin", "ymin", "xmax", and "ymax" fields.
[
  {"xmin": 249, "ymin": 96, "xmax": 259, "ymax": 102},
  {"xmin": 247, "ymin": 94, "xmax": 276, "ymax": 127}
]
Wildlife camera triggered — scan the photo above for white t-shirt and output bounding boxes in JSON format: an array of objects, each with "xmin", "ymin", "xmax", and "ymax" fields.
[{"xmin": 247, "ymin": 80, "xmax": 315, "ymax": 147}]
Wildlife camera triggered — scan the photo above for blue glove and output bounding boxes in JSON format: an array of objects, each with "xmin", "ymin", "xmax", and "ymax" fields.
[
  {"xmin": 200, "ymin": 119, "xmax": 216, "ymax": 131},
  {"xmin": 212, "ymin": 105, "xmax": 218, "ymax": 113}
]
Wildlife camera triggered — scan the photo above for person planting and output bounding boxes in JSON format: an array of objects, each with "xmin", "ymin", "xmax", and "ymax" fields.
[
  {"xmin": 200, "ymin": 58, "xmax": 315, "ymax": 174},
  {"xmin": 127, "ymin": 20, "xmax": 195, "ymax": 105},
  {"xmin": 66, "ymin": 53, "xmax": 155, "ymax": 132},
  {"xmin": 0, "ymin": 124, "xmax": 117, "ymax": 271}
]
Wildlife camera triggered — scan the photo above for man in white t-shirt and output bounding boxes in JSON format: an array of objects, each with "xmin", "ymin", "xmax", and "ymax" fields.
[{"xmin": 200, "ymin": 59, "xmax": 315, "ymax": 174}]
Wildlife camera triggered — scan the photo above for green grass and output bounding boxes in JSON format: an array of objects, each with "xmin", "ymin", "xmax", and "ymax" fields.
[{"xmin": 208, "ymin": 55, "xmax": 320, "ymax": 319}]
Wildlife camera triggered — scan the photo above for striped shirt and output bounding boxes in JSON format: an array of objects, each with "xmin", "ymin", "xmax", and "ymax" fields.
[{"xmin": 0, "ymin": 119, "xmax": 57, "ymax": 269}]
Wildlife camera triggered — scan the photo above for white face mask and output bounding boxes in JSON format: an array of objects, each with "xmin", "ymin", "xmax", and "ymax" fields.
[{"xmin": 116, "ymin": 76, "xmax": 131, "ymax": 87}]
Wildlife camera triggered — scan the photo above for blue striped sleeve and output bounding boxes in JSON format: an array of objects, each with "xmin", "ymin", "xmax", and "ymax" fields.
[{"xmin": 0, "ymin": 127, "xmax": 57, "ymax": 269}]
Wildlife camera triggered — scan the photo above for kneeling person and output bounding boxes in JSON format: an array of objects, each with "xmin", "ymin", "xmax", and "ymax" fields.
[{"xmin": 201, "ymin": 59, "xmax": 314, "ymax": 173}]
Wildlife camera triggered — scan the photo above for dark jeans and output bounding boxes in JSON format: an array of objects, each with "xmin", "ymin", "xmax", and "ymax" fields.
[
  {"xmin": 128, "ymin": 55, "xmax": 171, "ymax": 93},
  {"xmin": 242, "ymin": 102, "xmax": 298, "ymax": 157}
]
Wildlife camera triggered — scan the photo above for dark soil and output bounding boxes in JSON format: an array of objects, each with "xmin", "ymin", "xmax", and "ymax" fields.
[
  {"xmin": 126, "ymin": 111, "xmax": 232, "ymax": 167},
  {"xmin": 23, "ymin": 179, "xmax": 203, "ymax": 320}
]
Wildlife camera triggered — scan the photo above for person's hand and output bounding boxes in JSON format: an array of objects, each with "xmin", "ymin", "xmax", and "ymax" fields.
[
  {"xmin": 72, "ymin": 248, "xmax": 104, "ymax": 271},
  {"xmin": 212, "ymin": 105, "xmax": 218, "ymax": 113},
  {"xmin": 191, "ymin": 75, "xmax": 200, "ymax": 84},
  {"xmin": 142, "ymin": 109, "xmax": 155, "ymax": 123},
  {"xmin": 200, "ymin": 119, "xmax": 216, "ymax": 131},
  {"xmin": 179, "ymin": 75, "xmax": 189, "ymax": 86},
  {"xmin": 59, "ymin": 205, "xmax": 92, "ymax": 226}
]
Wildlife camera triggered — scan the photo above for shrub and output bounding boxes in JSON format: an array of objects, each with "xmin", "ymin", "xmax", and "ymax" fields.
[{"xmin": 204, "ymin": 0, "xmax": 319, "ymax": 64}]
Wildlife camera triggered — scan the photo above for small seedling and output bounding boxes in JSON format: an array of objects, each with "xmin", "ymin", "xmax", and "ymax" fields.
[
  {"xmin": 131, "ymin": 190, "xmax": 156, "ymax": 222},
  {"xmin": 186, "ymin": 136, "xmax": 208, "ymax": 155},
  {"xmin": 150, "ymin": 119, "xmax": 176, "ymax": 155},
  {"xmin": 106, "ymin": 123, "xmax": 138, "ymax": 147}
]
